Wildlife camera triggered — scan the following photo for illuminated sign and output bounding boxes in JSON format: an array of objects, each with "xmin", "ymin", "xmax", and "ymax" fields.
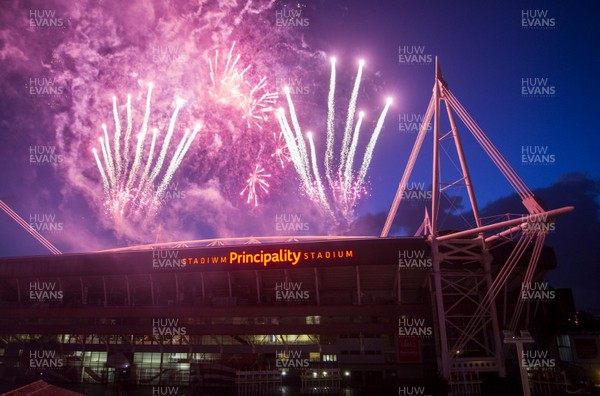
[
  {"xmin": 178, "ymin": 248, "xmax": 354, "ymax": 267},
  {"xmin": 0, "ymin": 237, "xmax": 432, "ymax": 277},
  {"xmin": 231, "ymin": 249, "xmax": 302, "ymax": 266},
  {"xmin": 143, "ymin": 238, "xmax": 433, "ymax": 271}
]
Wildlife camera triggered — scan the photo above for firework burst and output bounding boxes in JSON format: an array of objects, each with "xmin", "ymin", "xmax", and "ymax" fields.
[
  {"xmin": 240, "ymin": 164, "xmax": 271, "ymax": 207},
  {"xmin": 92, "ymin": 82, "xmax": 200, "ymax": 218},
  {"xmin": 271, "ymin": 131, "xmax": 291, "ymax": 168},
  {"xmin": 276, "ymin": 57, "xmax": 392, "ymax": 225},
  {"xmin": 208, "ymin": 42, "xmax": 278, "ymax": 129}
]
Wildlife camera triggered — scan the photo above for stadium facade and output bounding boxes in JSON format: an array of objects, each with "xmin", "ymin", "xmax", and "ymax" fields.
[{"xmin": 0, "ymin": 236, "xmax": 558, "ymax": 395}]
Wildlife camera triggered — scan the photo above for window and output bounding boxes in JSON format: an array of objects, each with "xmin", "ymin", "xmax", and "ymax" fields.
[{"xmin": 556, "ymin": 335, "xmax": 573, "ymax": 362}]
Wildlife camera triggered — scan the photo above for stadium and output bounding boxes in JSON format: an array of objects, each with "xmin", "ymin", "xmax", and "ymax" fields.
[
  {"xmin": 0, "ymin": 63, "xmax": 576, "ymax": 396},
  {"xmin": 0, "ymin": 235, "xmax": 561, "ymax": 396}
]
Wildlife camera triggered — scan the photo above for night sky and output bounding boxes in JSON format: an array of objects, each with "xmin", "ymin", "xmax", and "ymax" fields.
[{"xmin": 0, "ymin": 0, "xmax": 598, "ymax": 311}]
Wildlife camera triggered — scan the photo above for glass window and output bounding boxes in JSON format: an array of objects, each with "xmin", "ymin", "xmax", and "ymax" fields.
[{"xmin": 323, "ymin": 354, "xmax": 337, "ymax": 362}]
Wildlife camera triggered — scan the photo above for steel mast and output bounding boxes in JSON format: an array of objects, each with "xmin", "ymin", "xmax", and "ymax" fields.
[{"xmin": 381, "ymin": 58, "xmax": 573, "ymax": 384}]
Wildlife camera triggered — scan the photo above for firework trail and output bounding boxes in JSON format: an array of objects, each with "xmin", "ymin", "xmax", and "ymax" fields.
[
  {"xmin": 343, "ymin": 111, "xmax": 365, "ymax": 197},
  {"xmin": 357, "ymin": 97, "xmax": 393, "ymax": 187},
  {"xmin": 325, "ymin": 57, "xmax": 337, "ymax": 186},
  {"xmin": 339, "ymin": 59, "xmax": 364, "ymax": 174},
  {"xmin": 276, "ymin": 58, "xmax": 393, "ymax": 225},
  {"xmin": 208, "ymin": 42, "xmax": 278, "ymax": 129},
  {"xmin": 307, "ymin": 132, "xmax": 331, "ymax": 214},
  {"xmin": 153, "ymin": 123, "xmax": 201, "ymax": 210},
  {"xmin": 92, "ymin": 83, "xmax": 200, "ymax": 217},
  {"xmin": 240, "ymin": 164, "xmax": 271, "ymax": 207}
]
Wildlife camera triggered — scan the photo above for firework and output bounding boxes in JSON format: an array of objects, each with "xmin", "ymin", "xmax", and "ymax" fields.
[
  {"xmin": 92, "ymin": 83, "xmax": 200, "ymax": 217},
  {"xmin": 240, "ymin": 164, "xmax": 271, "ymax": 207},
  {"xmin": 37, "ymin": 0, "xmax": 320, "ymax": 243},
  {"xmin": 208, "ymin": 42, "xmax": 278, "ymax": 129},
  {"xmin": 271, "ymin": 131, "xmax": 291, "ymax": 168},
  {"xmin": 276, "ymin": 58, "xmax": 392, "ymax": 225},
  {"xmin": 208, "ymin": 42, "xmax": 247, "ymax": 105},
  {"xmin": 240, "ymin": 76, "xmax": 278, "ymax": 129}
]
